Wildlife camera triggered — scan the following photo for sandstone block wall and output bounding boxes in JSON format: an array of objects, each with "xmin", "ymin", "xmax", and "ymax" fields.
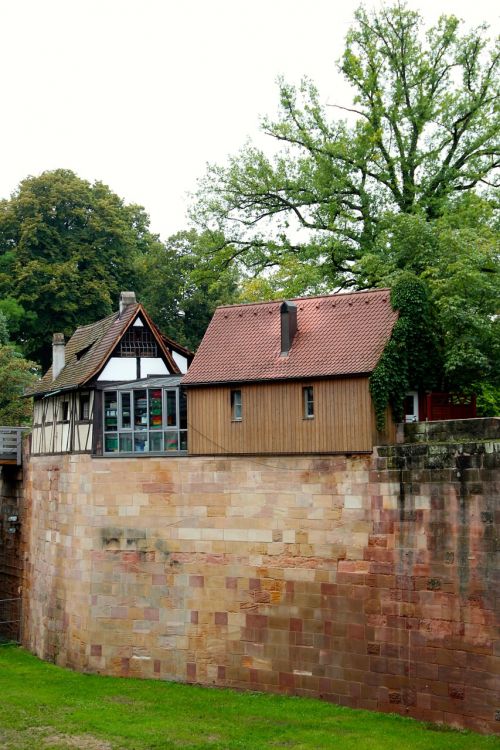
[
  {"xmin": 19, "ymin": 439, "xmax": 500, "ymax": 734},
  {"xmin": 0, "ymin": 465, "xmax": 23, "ymax": 640}
]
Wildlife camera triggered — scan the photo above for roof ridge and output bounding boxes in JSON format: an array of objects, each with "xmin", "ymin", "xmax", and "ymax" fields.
[{"xmin": 216, "ymin": 287, "xmax": 391, "ymax": 311}]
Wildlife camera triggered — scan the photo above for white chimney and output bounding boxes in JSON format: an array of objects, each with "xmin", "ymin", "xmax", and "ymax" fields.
[
  {"xmin": 52, "ymin": 333, "xmax": 65, "ymax": 380},
  {"xmin": 119, "ymin": 291, "xmax": 137, "ymax": 317}
]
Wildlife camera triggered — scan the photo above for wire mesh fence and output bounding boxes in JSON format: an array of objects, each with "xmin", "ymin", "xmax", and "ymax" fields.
[{"xmin": 0, "ymin": 597, "xmax": 21, "ymax": 643}]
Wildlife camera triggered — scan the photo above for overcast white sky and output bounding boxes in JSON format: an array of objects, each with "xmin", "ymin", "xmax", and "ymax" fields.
[{"xmin": 0, "ymin": 0, "xmax": 498, "ymax": 240}]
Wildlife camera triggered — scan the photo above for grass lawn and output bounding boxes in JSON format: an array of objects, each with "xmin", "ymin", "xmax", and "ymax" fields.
[{"xmin": 0, "ymin": 645, "xmax": 499, "ymax": 750}]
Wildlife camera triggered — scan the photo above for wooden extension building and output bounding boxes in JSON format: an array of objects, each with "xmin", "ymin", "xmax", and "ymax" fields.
[{"xmin": 183, "ymin": 289, "xmax": 398, "ymax": 455}]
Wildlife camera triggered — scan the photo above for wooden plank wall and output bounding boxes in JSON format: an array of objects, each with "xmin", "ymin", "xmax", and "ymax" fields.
[{"xmin": 188, "ymin": 377, "xmax": 386, "ymax": 455}]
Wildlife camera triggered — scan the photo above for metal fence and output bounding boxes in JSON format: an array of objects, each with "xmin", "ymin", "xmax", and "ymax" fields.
[
  {"xmin": 0, "ymin": 597, "xmax": 21, "ymax": 642},
  {"xmin": 0, "ymin": 427, "xmax": 25, "ymax": 465}
]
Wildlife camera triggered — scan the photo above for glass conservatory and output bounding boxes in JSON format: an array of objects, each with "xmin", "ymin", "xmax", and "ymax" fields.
[{"xmin": 102, "ymin": 376, "xmax": 187, "ymax": 455}]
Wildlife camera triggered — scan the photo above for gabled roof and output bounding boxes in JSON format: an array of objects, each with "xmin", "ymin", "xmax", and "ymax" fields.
[
  {"xmin": 27, "ymin": 303, "xmax": 183, "ymax": 397},
  {"xmin": 182, "ymin": 288, "xmax": 398, "ymax": 386}
]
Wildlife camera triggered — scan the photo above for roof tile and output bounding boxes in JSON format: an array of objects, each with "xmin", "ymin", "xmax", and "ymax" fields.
[{"xmin": 182, "ymin": 288, "xmax": 397, "ymax": 385}]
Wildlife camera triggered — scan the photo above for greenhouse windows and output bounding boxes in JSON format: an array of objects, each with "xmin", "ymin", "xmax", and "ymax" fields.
[{"xmin": 103, "ymin": 385, "xmax": 187, "ymax": 455}]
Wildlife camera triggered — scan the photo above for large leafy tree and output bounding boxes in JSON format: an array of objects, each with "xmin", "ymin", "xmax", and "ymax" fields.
[
  {"xmin": 0, "ymin": 169, "xmax": 162, "ymax": 367},
  {"xmin": 192, "ymin": 4, "xmax": 499, "ymax": 290},
  {"xmin": 136, "ymin": 230, "xmax": 239, "ymax": 352}
]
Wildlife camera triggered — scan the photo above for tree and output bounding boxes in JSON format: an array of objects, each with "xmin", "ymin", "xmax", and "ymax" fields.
[
  {"xmin": 0, "ymin": 312, "xmax": 38, "ymax": 426},
  {"xmin": 355, "ymin": 193, "xmax": 500, "ymax": 403},
  {"xmin": 135, "ymin": 230, "xmax": 239, "ymax": 352},
  {"xmin": 0, "ymin": 169, "xmax": 162, "ymax": 368},
  {"xmin": 192, "ymin": 4, "xmax": 499, "ymax": 289}
]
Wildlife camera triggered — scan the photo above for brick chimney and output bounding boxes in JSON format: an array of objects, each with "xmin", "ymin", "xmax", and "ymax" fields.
[
  {"xmin": 119, "ymin": 291, "xmax": 137, "ymax": 318},
  {"xmin": 280, "ymin": 301, "xmax": 298, "ymax": 356},
  {"xmin": 52, "ymin": 333, "xmax": 65, "ymax": 380}
]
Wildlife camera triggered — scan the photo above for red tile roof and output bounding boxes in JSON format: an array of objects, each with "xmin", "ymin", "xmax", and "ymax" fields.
[{"xmin": 182, "ymin": 288, "xmax": 398, "ymax": 386}]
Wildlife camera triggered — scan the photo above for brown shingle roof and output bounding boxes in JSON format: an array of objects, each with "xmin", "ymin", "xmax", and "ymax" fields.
[
  {"xmin": 27, "ymin": 304, "xmax": 181, "ymax": 396},
  {"xmin": 182, "ymin": 288, "xmax": 398, "ymax": 386}
]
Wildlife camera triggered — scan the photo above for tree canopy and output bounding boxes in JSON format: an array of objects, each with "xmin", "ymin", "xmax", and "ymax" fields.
[
  {"xmin": 135, "ymin": 229, "xmax": 239, "ymax": 352},
  {"xmin": 192, "ymin": 4, "xmax": 498, "ymax": 290},
  {"xmin": 0, "ymin": 169, "xmax": 161, "ymax": 368}
]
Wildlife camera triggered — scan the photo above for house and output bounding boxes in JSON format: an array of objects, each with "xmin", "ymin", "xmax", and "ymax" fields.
[
  {"xmin": 26, "ymin": 292, "xmax": 192, "ymax": 456},
  {"xmin": 182, "ymin": 289, "xmax": 398, "ymax": 454}
]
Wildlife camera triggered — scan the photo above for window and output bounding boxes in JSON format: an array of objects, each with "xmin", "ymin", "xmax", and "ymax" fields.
[
  {"xmin": 231, "ymin": 389, "xmax": 242, "ymax": 421},
  {"xmin": 103, "ymin": 385, "xmax": 187, "ymax": 454},
  {"xmin": 119, "ymin": 328, "xmax": 158, "ymax": 357},
  {"xmin": 303, "ymin": 386, "xmax": 314, "ymax": 419},
  {"xmin": 79, "ymin": 394, "xmax": 90, "ymax": 421},
  {"xmin": 61, "ymin": 400, "xmax": 69, "ymax": 422}
]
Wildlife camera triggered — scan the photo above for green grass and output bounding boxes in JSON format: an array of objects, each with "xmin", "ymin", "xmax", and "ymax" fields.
[{"xmin": 0, "ymin": 646, "xmax": 498, "ymax": 750}]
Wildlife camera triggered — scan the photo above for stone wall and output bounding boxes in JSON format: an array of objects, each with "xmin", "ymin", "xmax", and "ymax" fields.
[
  {"xmin": 0, "ymin": 464, "xmax": 24, "ymax": 640},
  {"xmin": 18, "ymin": 434, "xmax": 500, "ymax": 734}
]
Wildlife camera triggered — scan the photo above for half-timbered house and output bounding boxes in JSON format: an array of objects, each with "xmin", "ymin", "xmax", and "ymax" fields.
[
  {"xmin": 182, "ymin": 288, "xmax": 399, "ymax": 454},
  {"xmin": 27, "ymin": 292, "xmax": 192, "ymax": 456}
]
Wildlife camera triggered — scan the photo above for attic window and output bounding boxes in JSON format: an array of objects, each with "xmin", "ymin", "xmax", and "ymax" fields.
[{"xmin": 119, "ymin": 328, "xmax": 158, "ymax": 358}]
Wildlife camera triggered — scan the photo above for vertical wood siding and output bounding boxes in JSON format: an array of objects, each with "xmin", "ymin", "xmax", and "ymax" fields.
[{"xmin": 188, "ymin": 378, "xmax": 383, "ymax": 454}]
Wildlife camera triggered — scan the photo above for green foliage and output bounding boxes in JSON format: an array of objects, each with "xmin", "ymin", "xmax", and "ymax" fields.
[
  {"xmin": 476, "ymin": 383, "xmax": 500, "ymax": 417},
  {"xmin": 0, "ymin": 344, "xmax": 38, "ymax": 426},
  {"xmin": 356, "ymin": 195, "xmax": 499, "ymax": 397},
  {"xmin": 0, "ymin": 646, "xmax": 495, "ymax": 750},
  {"xmin": 370, "ymin": 274, "xmax": 441, "ymax": 430},
  {"xmin": 0, "ymin": 311, "xmax": 8, "ymax": 345},
  {"xmin": 0, "ymin": 310, "xmax": 38, "ymax": 425},
  {"xmin": 135, "ymin": 230, "xmax": 239, "ymax": 352},
  {"xmin": 192, "ymin": 4, "xmax": 499, "ymax": 285},
  {"xmin": 0, "ymin": 169, "xmax": 160, "ymax": 368}
]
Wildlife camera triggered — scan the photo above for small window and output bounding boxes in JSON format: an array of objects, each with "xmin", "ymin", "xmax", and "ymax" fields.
[
  {"xmin": 61, "ymin": 400, "xmax": 69, "ymax": 422},
  {"xmin": 303, "ymin": 386, "xmax": 314, "ymax": 419},
  {"xmin": 80, "ymin": 394, "xmax": 90, "ymax": 421},
  {"xmin": 231, "ymin": 389, "xmax": 242, "ymax": 421}
]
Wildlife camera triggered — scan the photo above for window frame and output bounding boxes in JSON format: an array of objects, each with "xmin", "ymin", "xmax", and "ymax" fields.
[
  {"xmin": 103, "ymin": 385, "xmax": 187, "ymax": 455},
  {"xmin": 79, "ymin": 393, "xmax": 91, "ymax": 421},
  {"xmin": 230, "ymin": 389, "xmax": 242, "ymax": 422},
  {"xmin": 303, "ymin": 385, "xmax": 314, "ymax": 419},
  {"xmin": 60, "ymin": 399, "xmax": 69, "ymax": 423}
]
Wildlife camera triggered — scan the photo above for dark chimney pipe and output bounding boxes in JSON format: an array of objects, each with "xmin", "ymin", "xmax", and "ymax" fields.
[{"xmin": 280, "ymin": 301, "xmax": 297, "ymax": 356}]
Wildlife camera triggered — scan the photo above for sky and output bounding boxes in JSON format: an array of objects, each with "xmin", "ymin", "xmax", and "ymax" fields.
[{"xmin": 0, "ymin": 0, "xmax": 498, "ymax": 241}]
